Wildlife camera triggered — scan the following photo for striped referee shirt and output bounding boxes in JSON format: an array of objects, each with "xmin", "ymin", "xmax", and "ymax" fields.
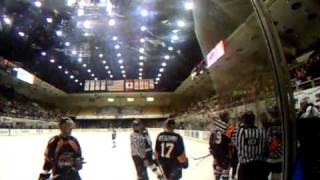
[
  {"xmin": 234, "ymin": 127, "xmax": 269, "ymax": 164},
  {"xmin": 130, "ymin": 131, "xmax": 146, "ymax": 159}
]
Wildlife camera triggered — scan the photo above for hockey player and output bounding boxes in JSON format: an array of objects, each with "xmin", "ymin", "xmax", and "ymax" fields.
[
  {"xmin": 112, "ymin": 128, "xmax": 117, "ymax": 148},
  {"xmin": 155, "ymin": 118, "xmax": 189, "ymax": 180},
  {"xmin": 209, "ymin": 112, "xmax": 232, "ymax": 180},
  {"xmin": 142, "ymin": 126, "xmax": 165, "ymax": 179},
  {"xmin": 130, "ymin": 119, "xmax": 149, "ymax": 180},
  {"xmin": 38, "ymin": 117, "xmax": 84, "ymax": 180}
]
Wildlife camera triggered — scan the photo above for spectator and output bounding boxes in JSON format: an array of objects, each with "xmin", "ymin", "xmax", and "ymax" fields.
[{"xmin": 298, "ymin": 97, "xmax": 320, "ymax": 118}]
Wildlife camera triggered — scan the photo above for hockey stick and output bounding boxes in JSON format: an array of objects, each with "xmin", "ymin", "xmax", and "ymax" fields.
[
  {"xmin": 191, "ymin": 154, "xmax": 211, "ymax": 160},
  {"xmin": 154, "ymin": 159, "xmax": 168, "ymax": 180}
]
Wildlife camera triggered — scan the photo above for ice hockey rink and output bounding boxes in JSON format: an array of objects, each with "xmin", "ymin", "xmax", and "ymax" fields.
[{"xmin": 0, "ymin": 130, "xmax": 213, "ymax": 180}]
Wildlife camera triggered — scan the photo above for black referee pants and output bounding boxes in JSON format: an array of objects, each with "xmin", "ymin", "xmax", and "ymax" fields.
[
  {"xmin": 132, "ymin": 156, "xmax": 149, "ymax": 180},
  {"xmin": 238, "ymin": 161, "xmax": 269, "ymax": 180}
]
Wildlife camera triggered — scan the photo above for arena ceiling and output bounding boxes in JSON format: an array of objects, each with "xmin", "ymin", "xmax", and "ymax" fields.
[{"xmin": 0, "ymin": 0, "xmax": 203, "ymax": 93}]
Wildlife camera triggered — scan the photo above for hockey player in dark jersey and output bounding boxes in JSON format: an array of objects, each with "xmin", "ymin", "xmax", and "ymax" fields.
[
  {"xmin": 209, "ymin": 112, "xmax": 232, "ymax": 180},
  {"xmin": 39, "ymin": 117, "xmax": 84, "ymax": 180},
  {"xmin": 155, "ymin": 118, "xmax": 189, "ymax": 180},
  {"xmin": 112, "ymin": 128, "xmax": 117, "ymax": 148}
]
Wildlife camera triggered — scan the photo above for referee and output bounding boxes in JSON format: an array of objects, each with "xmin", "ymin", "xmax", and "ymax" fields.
[
  {"xmin": 130, "ymin": 119, "xmax": 149, "ymax": 180},
  {"xmin": 234, "ymin": 111, "xmax": 269, "ymax": 180}
]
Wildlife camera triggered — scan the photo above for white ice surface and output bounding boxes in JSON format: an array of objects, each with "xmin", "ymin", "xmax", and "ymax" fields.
[{"xmin": 0, "ymin": 131, "xmax": 213, "ymax": 180}]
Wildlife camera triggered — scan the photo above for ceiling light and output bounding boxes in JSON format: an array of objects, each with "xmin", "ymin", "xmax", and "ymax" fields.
[
  {"xmin": 102, "ymin": 60, "xmax": 106, "ymax": 64},
  {"xmin": 164, "ymin": 55, "xmax": 170, "ymax": 60},
  {"xmin": 139, "ymin": 48, "xmax": 145, "ymax": 53},
  {"xmin": 139, "ymin": 77, "xmax": 142, "ymax": 80},
  {"xmin": 146, "ymin": 97, "xmax": 154, "ymax": 102},
  {"xmin": 87, "ymin": 69, "xmax": 91, "ymax": 73},
  {"xmin": 58, "ymin": 65, "xmax": 62, "ymax": 69},
  {"xmin": 118, "ymin": 59, "xmax": 123, "ymax": 64},
  {"xmin": 159, "ymin": 68, "xmax": 164, "ymax": 72},
  {"xmin": 127, "ymin": 97, "xmax": 134, "ymax": 102},
  {"xmin": 139, "ymin": 56, "xmax": 144, "ymax": 60},
  {"xmin": 120, "ymin": 65, "xmax": 124, "ymax": 69},
  {"xmin": 56, "ymin": 30, "xmax": 63, "ymax": 36},
  {"xmin": 115, "ymin": 44, "xmax": 120, "ymax": 49},
  {"xmin": 84, "ymin": 32, "xmax": 90, "ymax": 37},
  {"xmin": 70, "ymin": 75, "xmax": 74, "ymax": 79},
  {"xmin": 107, "ymin": 98, "xmax": 115, "ymax": 102},
  {"xmin": 140, "ymin": 26, "xmax": 147, "ymax": 31},
  {"xmin": 177, "ymin": 20, "xmax": 185, "ymax": 27},
  {"xmin": 109, "ymin": 19, "xmax": 116, "ymax": 26},
  {"xmin": 72, "ymin": 50, "xmax": 77, "ymax": 55},
  {"xmin": 79, "ymin": 82, "xmax": 83, "ymax": 86},
  {"xmin": 65, "ymin": 70, "xmax": 69, "ymax": 74},
  {"xmin": 91, "ymin": 74, "xmax": 95, "ymax": 77},
  {"xmin": 139, "ymin": 72, "xmax": 142, "ymax": 76},
  {"xmin": 99, "ymin": 53, "xmax": 104, "ymax": 58},
  {"xmin": 46, "ymin": 18, "xmax": 53, "ymax": 23},
  {"xmin": 172, "ymin": 29, "xmax": 179, "ymax": 33},
  {"xmin": 121, "ymin": 70, "xmax": 126, "ymax": 74},
  {"xmin": 110, "ymin": 74, "xmax": 113, "ymax": 78},
  {"xmin": 75, "ymin": 79, "xmax": 79, "ymax": 82},
  {"xmin": 108, "ymin": 70, "xmax": 111, "ymax": 74},
  {"xmin": 158, "ymin": 73, "xmax": 162, "ymax": 77},
  {"xmin": 168, "ymin": 46, "xmax": 173, "ymax": 51},
  {"xmin": 117, "ymin": 53, "xmax": 121, "ymax": 57},
  {"xmin": 123, "ymin": 74, "xmax": 126, "ymax": 78},
  {"xmin": 155, "ymin": 81, "xmax": 158, "ymax": 84},
  {"xmin": 67, "ymin": 0, "xmax": 77, "ymax": 6},
  {"xmin": 161, "ymin": 62, "xmax": 167, "ymax": 67},
  {"xmin": 50, "ymin": 59, "xmax": 55, "ymax": 63},
  {"xmin": 41, "ymin": 52, "xmax": 47, "ymax": 56},
  {"xmin": 105, "ymin": 66, "xmax": 109, "ymax": 69},
  {"xmin": 139, "ymin": 62, "xmax": 144, "ymax": 66},
  {"xmin": 184, "ymin": 2, "xmax": 194, "ymax": 10},
  {"xmin": 140, "ymin": 38, "xmax": 145, "ymax": 43},
  {"xmin": 18, "ymin": 32, "xmax": 25, "ymax": 37},
  {"xmin": 65, "ymin": 42, "xmax": 70, "ymax": 46},
  {"xmin": 139, "ymin": 68, "xmax": 143, "ymax": 72},
  {"xmin": 78, "ymin": 9, "xmax": 84, "ymax": 16},
  {"xmin": 112, "ymin": 36, "xmax": 118, "ymax": 41},
  {"xmin": 3, "ymin": 16, "xmax": 11, "ymax": 25},
  {"xmin": 83, "ymin": 20, "xmax": 91, "ymax": 29},
  {"xmin": 141, "ymin": 9, "xmax": 148, "ymax": 17},
  {"xmin": 171, "ymin": 35, "xmax": 179, "ymax": 41},
  {"xmin": 34, "ymin": 1, "xmax": 42, "ymax": 7},
  {"xmin": 82, "ymin": 64, "xmax": 87, "ymax": 67},
  {"xmin": 94, "ymin": 78, "xmax": 98, "ymax": 80},
  {"xmin": 156, "ymin": 77, "xmax": 160, "ymax": 81},
  {"xmin": 78, "ymin": 58, "xmax": 82, "ymax": 62}
]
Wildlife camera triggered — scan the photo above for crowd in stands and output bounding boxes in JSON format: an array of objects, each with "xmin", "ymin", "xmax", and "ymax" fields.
[
  {"xmin": 0, "ymin": 86, "xmax": 62, "ymax": 121},
  {"xmin": 290, "ymin": 49, "xmax": 320, "ymax": 88}
]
